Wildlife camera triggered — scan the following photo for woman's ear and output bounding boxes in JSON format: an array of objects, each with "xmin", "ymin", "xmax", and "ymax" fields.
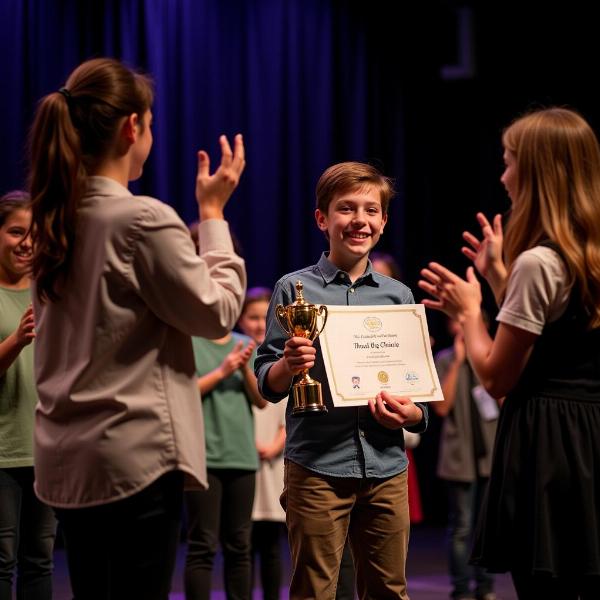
[{"xmin": 122, "ymin": 113, "xmax": 139, "ymax": 145}]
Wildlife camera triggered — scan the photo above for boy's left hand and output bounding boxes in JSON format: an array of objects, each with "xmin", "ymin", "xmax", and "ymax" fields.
[{"xmin": 368, "ymin": 391, "xmax": 423, "ymax": 430}]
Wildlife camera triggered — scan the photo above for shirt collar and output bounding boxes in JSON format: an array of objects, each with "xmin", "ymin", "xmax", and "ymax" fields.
[
  {"xmin": 85, "ymin": 176, "xmax": 134, "ymax": 199},
  {"xmin": 316, "ymin": 252, "xmax": 378, "ymax": 287}
]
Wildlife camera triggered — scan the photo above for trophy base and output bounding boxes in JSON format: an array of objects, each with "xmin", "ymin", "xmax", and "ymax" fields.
[
  {"xmin": 291, "ymin": 377, "xmax": 328, "ymax": 417},
  {"xmin": 291, "ymin": 404, "xmax": 328, "ymax": 417}
]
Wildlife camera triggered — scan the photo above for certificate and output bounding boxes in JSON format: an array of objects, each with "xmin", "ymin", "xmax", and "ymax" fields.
[{"xmin": 319, "ymin": 304, "xmax": 443, "ymax": 407}]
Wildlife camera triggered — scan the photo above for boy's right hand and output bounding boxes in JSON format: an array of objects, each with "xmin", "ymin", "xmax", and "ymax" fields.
[
  {"xmin": 196, "ymin": 134, "xmax": 245, "ymax": 221},
  {"xmin": 282, "ymin": 337, "xmax": 316, "ymax": 376}
]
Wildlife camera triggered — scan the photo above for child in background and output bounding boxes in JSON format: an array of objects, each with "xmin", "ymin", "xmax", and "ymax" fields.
[
  {"xmin": 433, "ymin": 316, "xmax": 498, "ymax": 600},
  {"xmin": 238, "ymin": 287, "xmax": 287, "ymax": 600},
  {"xmin": 0, "ymin": 191, "xmax": 56, "ymax": 599},
  {"xmin": 370, "ymin": 250, "xmax": 424, "ymax": 524},
  {"xmin": 185, "ymin": 323, "xmax": 267, "ymax": 599}
]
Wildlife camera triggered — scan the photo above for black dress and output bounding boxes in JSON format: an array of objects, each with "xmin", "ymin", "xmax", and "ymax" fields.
[{"xmin": 471, "ymin": 288, "xmax": 600, "ymax": 577}]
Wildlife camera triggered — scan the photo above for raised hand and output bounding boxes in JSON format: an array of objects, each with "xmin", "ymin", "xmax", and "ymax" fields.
[
  {"xmin": 16, "ymin": 305, "xmax": 35, "ymax": 347},
  {"xmin": 418, "ymin": 262, "xmax": 482, "ymax": 321},
  {"xmin": 219, "ymin": 339, "xmax": 255, "ymax": 378},
  {"xmin": 462, "ymin": 213, "xmax": 507, "ymax": 302},
  {"xmin": 196, "ymin": 134, "xmax": 246, "ymax": 220},
  {"xmin": 238, "ymin": 339, "xmax": 256, "ymax": 366}
]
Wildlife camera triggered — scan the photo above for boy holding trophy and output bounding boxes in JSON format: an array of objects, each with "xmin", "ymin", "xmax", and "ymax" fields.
[{"xmin": 255, "ymin": 162, "xmax": 428, "ymax": 600}]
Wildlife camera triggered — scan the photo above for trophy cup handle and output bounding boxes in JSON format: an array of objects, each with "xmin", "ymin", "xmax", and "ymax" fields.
[
  {"xmin": 275, "ymin": 305, "xmax": 292, "ymax": 336},
  {"xmin": 315, "ymin": 305, "xmax": 328, "ymax": 336}
]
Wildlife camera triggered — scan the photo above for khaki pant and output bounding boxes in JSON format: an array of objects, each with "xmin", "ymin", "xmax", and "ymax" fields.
[{"xmin": 281, "ymin": 461, "xmax": 410, "ymax": 600}]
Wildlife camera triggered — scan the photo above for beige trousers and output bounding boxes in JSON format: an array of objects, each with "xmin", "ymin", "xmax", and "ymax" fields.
[{"xmin": 281, "ymin": 461, "xmax": 410, "ymax": 600}]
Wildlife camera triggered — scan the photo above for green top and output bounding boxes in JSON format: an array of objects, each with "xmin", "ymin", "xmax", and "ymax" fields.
[
  {"xmin": 192, "ymin": 332, "xmax": 258, "ymax": 471},
  {"xmin": 0, "ymin": 285, "xmax": 36, "ymax": 468}
]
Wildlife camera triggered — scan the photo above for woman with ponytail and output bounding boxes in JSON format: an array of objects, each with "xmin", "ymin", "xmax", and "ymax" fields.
[
  {"xmin": 420, "ymin": 107, "xmax": 600, "ymax": 599},
  {"xmin": 28, "ymin": 57, "xmax": 247, "ymax": 599}
]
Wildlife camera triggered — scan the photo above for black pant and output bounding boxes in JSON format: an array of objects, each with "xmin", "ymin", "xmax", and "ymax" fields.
[
  {"xmin": 250, "ymin": 521, "xmax": 285, "ymax": 600},
  {"xmin": 55, "ymin": 470, "xmax": 183, "ymax": 600},
  {"xmin": 0, "ymin": 467, "xmax": 57, "ymax": 600},
  {"xmin": 185, "ymin": 469, "xmax": 255, "ymax": 600}
]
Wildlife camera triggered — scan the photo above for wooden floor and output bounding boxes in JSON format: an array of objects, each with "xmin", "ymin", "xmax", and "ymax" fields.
[{"xmin": 50, "ymin": 525, "xmax": 517, "ymax": 599}]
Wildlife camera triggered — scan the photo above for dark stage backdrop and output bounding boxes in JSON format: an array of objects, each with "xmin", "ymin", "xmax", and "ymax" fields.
[
  {"xmin": 2, "ymin": 0, "xmax": 600, "ymax": 524},
  {"xmin": 0, "ymin": 0, "xmax": 442, "ymax": 287}
]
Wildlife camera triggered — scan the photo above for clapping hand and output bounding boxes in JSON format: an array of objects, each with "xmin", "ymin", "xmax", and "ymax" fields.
[
  {"xmin": 418, "ymin": 263, "xmax": 482, "ymax": 322},
  {"xmin": 196, "ymin": 134, "xmax": 246, "ymax": 219},
  {"xmin": 219, "ymin": 339, "xmax": 256, "ymax": 378},
  {"xmin": 16, "ymin": 305, "xmax": 35, "ymax": 347},
  {"xmin": 462, "ymin": 212, "xmax": 507, "ymax": 303}
]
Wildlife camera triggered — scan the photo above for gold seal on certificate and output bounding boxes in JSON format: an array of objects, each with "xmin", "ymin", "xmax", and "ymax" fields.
[{"xmin": 275, "ymin": 281, "xmax": 328, "ymax": 416}]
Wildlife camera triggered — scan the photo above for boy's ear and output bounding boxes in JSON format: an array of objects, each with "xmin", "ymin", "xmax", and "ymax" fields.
[
  {"xmin": 380, "ymin": 212, "xmax": 388, "ymax": 233},
  {"xmin": 315, "ymin": 208, "xmax": 328, "ymax": 232}
]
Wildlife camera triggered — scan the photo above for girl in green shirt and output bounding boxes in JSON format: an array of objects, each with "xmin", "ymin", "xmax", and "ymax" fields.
[
  {"xmin": 184, "ymin": 331, "xmax": 266, "ymax": 599},
  {"xmin": 0, "ymin": 191, "xmax": 56, "ymax": 599}
]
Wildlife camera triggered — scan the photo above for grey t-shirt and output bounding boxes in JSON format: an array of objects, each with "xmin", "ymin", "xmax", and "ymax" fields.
[{"xmin": 497, "ymin": 246, "xmax": 570, "ymax": 334}]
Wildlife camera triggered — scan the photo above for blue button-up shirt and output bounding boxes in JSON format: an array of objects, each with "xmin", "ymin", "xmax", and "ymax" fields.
[{"xmin": 255, "ymin": 253, "xmax": 428, "ymax": 479}]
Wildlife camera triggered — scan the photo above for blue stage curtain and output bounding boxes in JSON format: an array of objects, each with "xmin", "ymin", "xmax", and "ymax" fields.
[{"xmin": 0, "ymin": 0, "xmax": 442, "ymax": 288}]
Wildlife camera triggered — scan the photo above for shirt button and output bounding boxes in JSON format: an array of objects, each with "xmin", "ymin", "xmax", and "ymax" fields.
[
  {"xmin": 359, "ymin": 430, "xmax": 365, "ymax": 437},
  {"xmin": 349, "ymin": 288, "xmax": 356, "ymax": 293}
]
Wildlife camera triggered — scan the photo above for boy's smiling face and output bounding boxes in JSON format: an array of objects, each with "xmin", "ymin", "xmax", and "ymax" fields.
[{"xmin": 315, "ymin": 185, "xmax": 387, "ymax": 273}]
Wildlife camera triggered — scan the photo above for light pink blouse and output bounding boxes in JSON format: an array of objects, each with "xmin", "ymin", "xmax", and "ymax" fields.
[{"xmin": 33, "ymin": 176, "xmax": 246, "ymax": 508}]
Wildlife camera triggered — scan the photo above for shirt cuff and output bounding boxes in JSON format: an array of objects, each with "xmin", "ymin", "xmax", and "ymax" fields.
[
  {"xmin": 197, "ymin": 219, "xmax": 235, "ymax": 255},
  {"xmin": 256, "ymin": 363, "xmax": 292, "ymax": 402},
  {"xmin": 404, "ymin": 402, "xmax": 429, "ymax": 434}
]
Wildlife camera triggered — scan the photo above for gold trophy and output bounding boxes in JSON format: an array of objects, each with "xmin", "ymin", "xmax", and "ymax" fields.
[{"xmin": 276, "ymin": 280, "xmax": 328, "ymax": 416}]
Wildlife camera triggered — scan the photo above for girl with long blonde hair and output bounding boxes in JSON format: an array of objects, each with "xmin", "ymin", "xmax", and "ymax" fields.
[{"xmin": 420, "ymin": 107, "xmax": 600, "ymax": 599}]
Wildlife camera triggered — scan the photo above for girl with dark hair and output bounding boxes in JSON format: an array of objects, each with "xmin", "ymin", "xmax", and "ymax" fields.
[
  {"xmin": 0, "ymin": 191, "xmax": 57, "ymax": 600},
  {"xmin": 27, "ymin": 57, "xmax": 247, "ymax": 599}
]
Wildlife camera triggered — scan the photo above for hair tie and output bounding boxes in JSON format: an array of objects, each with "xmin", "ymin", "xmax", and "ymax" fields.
[{"xmin": 58, "ymin": 87, "xmax": 72, "ymax": 100}]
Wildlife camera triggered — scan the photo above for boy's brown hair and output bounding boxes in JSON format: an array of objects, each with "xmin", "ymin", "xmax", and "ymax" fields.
[{"xmin": 315, "ymin": 162, "xmax": 395, "ymax": 214}]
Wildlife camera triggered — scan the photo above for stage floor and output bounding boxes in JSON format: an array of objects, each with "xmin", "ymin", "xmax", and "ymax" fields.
[{"xmin": 51, "ymin": 525, "xmax": 517, "ymax": 599}]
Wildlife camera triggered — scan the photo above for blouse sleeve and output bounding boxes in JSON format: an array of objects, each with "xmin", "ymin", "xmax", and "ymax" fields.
[
  {"xmin": 497, "ymin": 246, "xmax": 570, "ymax": 335},
  {"xmin": 129, "ymin": 200, "xmax": 246, "ymax": 338}
]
